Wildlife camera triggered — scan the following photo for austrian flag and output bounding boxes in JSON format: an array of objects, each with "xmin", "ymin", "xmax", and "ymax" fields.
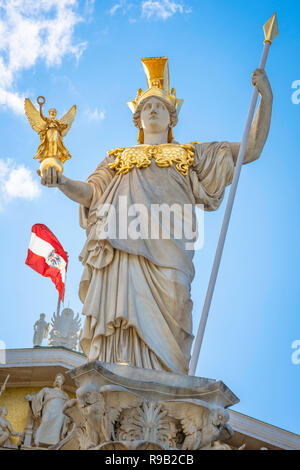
[{"xmin": 25, "ymin": 224, "xmax": 68, "ymax": 301}]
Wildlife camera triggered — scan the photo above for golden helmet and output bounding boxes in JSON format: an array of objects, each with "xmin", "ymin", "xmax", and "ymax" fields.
[{"xmin": 128, "ymin": 57, "xmax": 183, "ymax": 130}]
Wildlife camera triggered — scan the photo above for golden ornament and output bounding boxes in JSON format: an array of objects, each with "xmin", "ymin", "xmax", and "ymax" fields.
[{"xmin": 108, "ymin": 143, "xmax": 196, "ymax": 177}]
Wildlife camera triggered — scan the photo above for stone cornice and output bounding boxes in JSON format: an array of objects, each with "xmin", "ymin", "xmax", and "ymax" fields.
[{"xmin": 228, "ymin": 410, "xmax": 300, "ymax": 450}]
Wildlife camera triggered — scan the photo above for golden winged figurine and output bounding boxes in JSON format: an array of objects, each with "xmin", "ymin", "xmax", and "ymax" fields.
[{"xmin": 24, "ymin": 96, "xmax": 76, "ymax": 175}]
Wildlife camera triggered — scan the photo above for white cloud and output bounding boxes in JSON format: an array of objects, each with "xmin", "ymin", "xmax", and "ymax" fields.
[
  {"xmin": 109, "ymin": 4, "xmax": 122, "ymax": 15},
  {"xmin": 142, "ymin": 0, "xmax": 185, "ymax": 20},
  {"xmin": 0, "ymin": 0, "xmax": 87, "ymax": 115},
  {"xmin": 85, "ymin": 107, "xmax": 105, "ymax": 122},
  {"xmin": 0, "ymin": 88, "xmax": 24, "ymax": 114},
  {"xmin": 108, "ymin": 1, "xmax": 135, "ymax": 16},
  {"xmin": 0, "ymin": 158, "xmax": 41, "ymax": 210},
  {"xmin": 109, "ymin": 0, "xmax": 190, "ymax": 21},
  {"xmin": 83, "ymin": 0, "xmax": 95, "ymax": 17}
]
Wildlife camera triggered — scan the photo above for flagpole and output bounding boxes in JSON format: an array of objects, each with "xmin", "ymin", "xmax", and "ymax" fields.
[
  {"xmin": 56, "ymin": 252, "xmax": 68, "ymax": 316},
  {"xmin": 189, "ymin": 13, "xmax": 278, "ymax": 376},
  {"xmin": 56, "ymin": 295, "xmax": 61, "ymax": 316}
]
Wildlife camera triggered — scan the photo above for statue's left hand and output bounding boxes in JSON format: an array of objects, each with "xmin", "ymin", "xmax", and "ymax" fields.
[{"xmin": 252, "ymin": 68, "xmax": 272, "ymax": 99}]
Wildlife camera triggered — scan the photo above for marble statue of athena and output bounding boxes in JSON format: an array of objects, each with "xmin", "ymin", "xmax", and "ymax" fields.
[{"xmin": 39, "ymin": 57, "xmax": 273, "ymax": 375}]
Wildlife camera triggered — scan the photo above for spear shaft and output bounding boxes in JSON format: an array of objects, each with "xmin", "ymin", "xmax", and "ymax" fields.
[
  {"xmin": 0, "ymin": 374, "xmax": 10, "ymax": 397},
  {"xmin": 189, "ymin": 14, "xmax": 278, "ymax": 376}
]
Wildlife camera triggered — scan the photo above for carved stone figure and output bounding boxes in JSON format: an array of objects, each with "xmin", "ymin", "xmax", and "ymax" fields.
[
  {"xmin": 48, "ymin": 308, "xmax": 81, "ymax": 350},
  {"xmin": 65, "ymin": 384, "xmax": 144, "ymax": 449},
  {"xmin": 37, "ymin": 56, "xmax": 273, "ymax": 375},
  {"xmin": 25, "ymin": 373, "xmax": 71, "ymax": 447},
  {"xmin": 61, "ymin": 388, "xmax": 231, "ymax": 451},
  {"xmin": 52, "ymin": 362, "xmax": 238, "ymax": 451},
  {"xmin": 161, "ymin": 400, "xmax": 232, "ymax": 450},
  {"xmin": 0, "ymin": 407, "xmax": 22, "ymax": 448},
  {"xmin": 33, "ymin": 313, "xmax": 49, "ymax": 347}
]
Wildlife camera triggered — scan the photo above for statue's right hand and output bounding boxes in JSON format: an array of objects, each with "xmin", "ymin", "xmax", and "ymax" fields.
[{"xmin": 37, "ymin": 167, "xmax": 65, "ymax": 187}]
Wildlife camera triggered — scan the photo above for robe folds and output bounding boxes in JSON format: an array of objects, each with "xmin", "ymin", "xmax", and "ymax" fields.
[
  {"xmin": 29, "ymin": 388, "xmax": 69, "ymax": 446},
  {"xmin": 79, "ymin": 142, "xmax": 234, "ymax": 375}
]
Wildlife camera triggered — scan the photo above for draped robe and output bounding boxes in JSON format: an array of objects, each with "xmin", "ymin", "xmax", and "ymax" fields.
[
  {"xmin": 29, "ymin": 387, "xmax": 69, "ymax": 446},
  {"xmin": 79, "ymin": 142, "xmax": 234, "ymax": 375}
]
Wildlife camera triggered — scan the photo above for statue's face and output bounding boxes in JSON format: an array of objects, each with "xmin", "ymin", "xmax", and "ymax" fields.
[
  {"xmin": 140, "ymin": 97, "xmax": 170, "ymax": 134},
  {"xmin": 54, "ymin": 374, "xmax": 64, "ymax": 387},
  {"xmin": 49, "ymin": 109, "xmax": 57, "ymax": 118}
]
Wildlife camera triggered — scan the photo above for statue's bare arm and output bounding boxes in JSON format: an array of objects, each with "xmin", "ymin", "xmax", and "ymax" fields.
[
  {"xmin": 38, "ymin": 169, "xmax": 93, "ymax": 208},
  {"xmin": 229, "ymin": 68, "xmax": 273, "ymax": 164}
]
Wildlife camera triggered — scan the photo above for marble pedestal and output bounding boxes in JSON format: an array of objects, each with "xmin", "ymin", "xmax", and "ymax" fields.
[{"xmin": 53, "ymin": 361, "xmax": 239, "ymax": 450}]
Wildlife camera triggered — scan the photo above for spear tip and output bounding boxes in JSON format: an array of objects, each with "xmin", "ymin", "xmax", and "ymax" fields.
[{"xmin": 263, "ymin": 12, "xmax": 279, "ymax": 44}]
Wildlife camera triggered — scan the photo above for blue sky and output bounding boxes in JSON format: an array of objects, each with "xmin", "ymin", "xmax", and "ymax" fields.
[{"xmin": 0, "ymin": 0, "xmax": 299, "ymax": 434}]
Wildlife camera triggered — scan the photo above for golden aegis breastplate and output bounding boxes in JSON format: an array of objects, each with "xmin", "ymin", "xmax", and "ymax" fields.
[{"xmin": 108, "ymin": 143, "xmax": 197, "ymax": 177}]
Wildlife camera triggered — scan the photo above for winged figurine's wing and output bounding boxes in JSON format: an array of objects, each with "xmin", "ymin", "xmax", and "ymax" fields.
[
  {"xmin": 24, "ymin": 98, "xmax": 46, "ymax": 133},
  {"xmin": 60, "ymin": 105, "xmax": 76, "ymax": 137}
]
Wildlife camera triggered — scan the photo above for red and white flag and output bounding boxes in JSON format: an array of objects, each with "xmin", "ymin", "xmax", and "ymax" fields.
[{"xmin": 25, "ymin": 224, "xmax": 68, "ymax": 301}]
